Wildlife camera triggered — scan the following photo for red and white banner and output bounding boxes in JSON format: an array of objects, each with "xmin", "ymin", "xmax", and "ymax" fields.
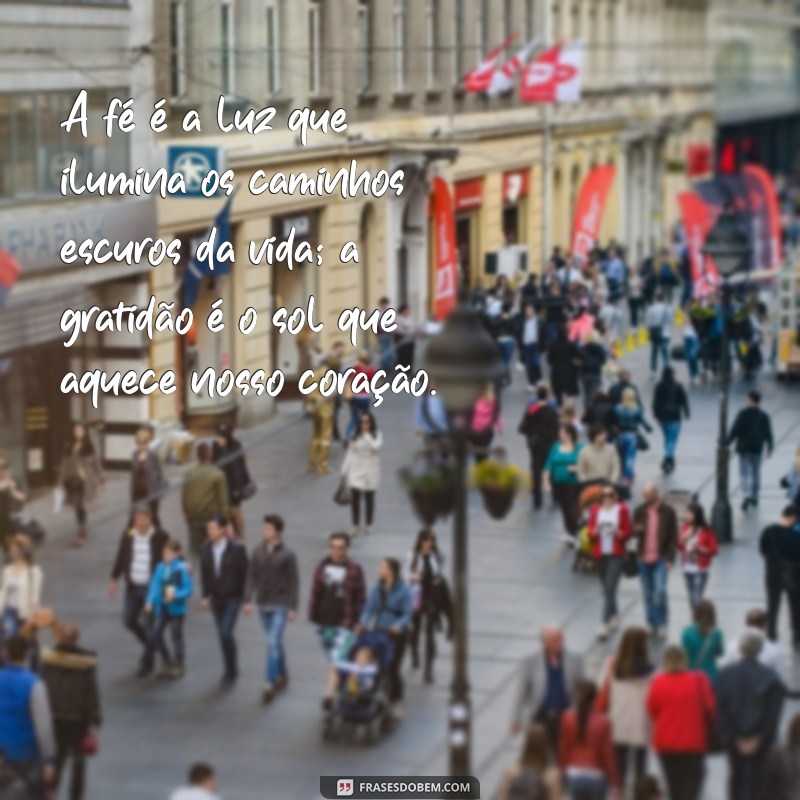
[
  {"xmin": 686, "ymin": 143, "xmax": 712, "ymax": 178},
  {"xmin": 520, "ymin": 40, "xmax": 584, "ymax": 103},
  {"xmin": 464, "ymin": 33, "xmax": 519, "ymax": 94},
  {"xmin": 743, "ymin": 164, "xmax": 782, "ymax": 270},
  {"xmin": 487, "ymin": 38, "xmax": 541, "ymax": 97},
  {"xmin": 678, "ymin": 192, "xmax": 718, "ymax": 298},
  {"xmin": 430, "ymin": 176, "xmax": 459, "ymax": 320},
  {"xmin": 570, "ymin": 165, "xmax": 616, "ymax": 262}
]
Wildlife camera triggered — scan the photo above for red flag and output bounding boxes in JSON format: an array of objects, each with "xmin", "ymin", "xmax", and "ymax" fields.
[
  {"xmin": 487, "ymin": 38, "xmax": 541, "ymax": 97},
  {"xmin": 678, "ymin": 192, "xmax": 718, "ymax": 298},
  {"xmin": 464, "ymin": 33, "xmax": 519, "ymax": 93},
  {"xmin": 743, "ymin": 164, "xmax": 782, "ymax": 270},
  {"xmin": 430, "ymin": 177, "xmax": 458, "ymax": 320},
  {"xmin": 520, "ymin": 41, "xmax": 584, "ymax": 103},
  {"xmin": 570, "ymin": 165, "xmax": 616, "ymax": 262}
]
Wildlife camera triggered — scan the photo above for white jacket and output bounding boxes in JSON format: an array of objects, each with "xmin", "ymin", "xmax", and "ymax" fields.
[
  {"xmin": 0, "ymin": 564, "xmax": 43, "ymax": 620},
  {"xmin": 341, "ymin": 432, "xmax": 382, "ymax": 491},
  {"xmin": 170, "ymin": 789, "xmax": 220, "ymax": 800}
]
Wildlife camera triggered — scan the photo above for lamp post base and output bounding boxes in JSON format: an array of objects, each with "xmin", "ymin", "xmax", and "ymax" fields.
[{"xmin": 711, "ymin": 495, "xmax": 733, "ymax": 545}]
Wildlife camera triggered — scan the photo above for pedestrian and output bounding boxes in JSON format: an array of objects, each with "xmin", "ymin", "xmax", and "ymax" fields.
[
  {"xmin": 182, "ymin": 442, "xmax": 230, "ymax": 562},
  {"xmin": 212, "ymin": 423, "xmax": 253, "ymax": 541},
  {"xmin": 144, "ymin": 539, "xmax": 194, "ymax": 679},
  {"xmin": 340, "ymin": 411, "xmax": 382, "ymax": 536},
  {"xmin": 677, "ymin": 502, "xmax": 718, "ymax": 612},
  {"xmin": 358, "ymin": 557, "xmax": 413, "ymax": 718},
  {"xmin": 470, "ymin": 386, "xmax": 503, "ymax": 464},
  {"xmin": 308, "ymin": 532, "xmax": 366, "ymax": 711},
  {"xmin": 414, "ymin": 387, "xmax": 450, "ymax": 452},
  {"xmin": 578, "ymin": 330, "xmax": 608, "ymax": 407},
  {"xmin": 376, "ymin": 297, "xmax": 396, "ymax": 373},
  {"xmin": 632, "ymin": 776, "xmax": 662, "ymax": 800},
  {"xmin": 0, "ymin": 635, "xmax": 55, "ymax": 800},
  {"xmin": 200, "ymin": 517, "xmax": 249, "ymax": 687},
  {"xmin": 599, "ymin": 298, "xmax": 624, "ymax": 347},
  {"xmin": 681, "ymin": 599, "xmax": 725, "ymax": 682},
  {"xmin": 614, "ymin": 389, "xmax": 653, "ymax": 485},
  {"xmin": 170, "ymin": 762, "xmax": 220, "ymax": 800},
  {"xmin": 40, "ymin": 622, "xmax": 101, "ymax": 800},
  {"xmin": 511, "ymin": 625, "xmax": 585, "ymax": 754},
  {"xmin": 547, "ymin": 325, "xmax": 581, "ymax": 406},
  {"xmin": 306, "ymin": 355, "xmax": 338, "ymax": 473},
  {"xmin": 518, "ymin": 385, "xmax": 561, "ymax": 511},
  {"xmin": 587, "ymin": 486, "xmax": 632, "ymax": 641},
  {"xmin": 130, "ymin": 426, "xmax": 165, "ymax": 527},
  {"xmin": 108, "ymin": 505, "xmax": 168, "ymax": 677},
  {"xmin": 656, "ymin": 250, "xmax": 679, "ymax": 303},
  {"xmin": 557, "ymin": 681, "xmax": 620, "ymax": 799},
  {"xmin": 578, "ymin": 426, "xmax": 621, "ymax": 487},
  {"xmin": 644, "ymin": 292, "xmax": 671, "ymax": 377},
  {"xmin": 627, "ymin": 268, "xmax": 644, "ymax": 330},
  {"xmin": 631, "ymin": 484, "xmax": 678, "ymax": 640},
  {"xmin": 652, "ymin": 367, "xmax": 690, "ymax": 475},
  {"xmin": 582, "ymin": 393, "xmax": 617, "ymax": 442},
  {"xmin": 243, "ymin": 514, "xmax": 299, "ymax": 703},
  {"xmin": 608, "ymin": 369, "xmax": 642, "ymax": 409},
  {"xmin": 682, "ymin": 312, "xmax": 701, "ymax": 387},
  {"xmin": 0, "ymin": 453, "xmax": 25, "ymax": 555},
  {"xmin": 405, "ymin": 530, "xmax": 452, "ymax": 685},
  {"xmin": 760, "ymin": 713, "xmax": 800, "ymax": 800},
  {"xmin": 780, "ymin": 443, "xmax": 800, "ymax": 508},
  {"xmin": 543, "ymin": 424, "xmax": 583, "ymax": 543},
  {"xmin": 57, "ymin": 422, "xmax": 104, "ymax": 548},
  {"xmin": 716, "ymin": 631, "xmax": 786, "ymax": 800},
  {"xmin": 394, "ymin": 304, "xmax": 418, "ymax": 370},
  {"xmin": 646, "ymin": 645, "xmax": 715, "ymax": 800},
  {"xmin": 0, "ymin": 534, "xmax": 42, "ymax": 649},
  {"xmin": 496, "ymin": 723, "xmax": 561, "ymax": 800},
  {"xmin": 758, "ymin": 505, "xmax": 800, "ymax": 644},
  {"xmin": 720, "ymin": 609, "xmax": 784, "ymax": 676},
  {"xmin": 727, "ymin": 390, "xmax": 774, "ymax": 512},
  {"xmin": 345, "ymin": 350, "xmax": 376, "ymax": 440},
  {"xmin": 519, "ymin": 304, "xmax": 544, "ymax": 390}
]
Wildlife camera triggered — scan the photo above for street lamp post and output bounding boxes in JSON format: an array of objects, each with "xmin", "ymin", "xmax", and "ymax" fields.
[
  {"xmin": 423, "ymin": 302, "xmax": 504, "ymax": 777},
  {"xmin": 702, "ymin": 206, "xmax": 751, "ymax": 545}
]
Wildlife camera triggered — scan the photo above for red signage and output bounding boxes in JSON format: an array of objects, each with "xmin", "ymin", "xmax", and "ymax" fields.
[
  {"xmin": 502, "ymin": 170, "xmax": 529, "ymax": 203},
  {"xmin": 570, "ymin": 165, "xmax": 616, "ymax": 262},
  {"xmin": 455, "ymin": 178, "xmax": 484, "ymax": 212},
  {"xmin": 430, "ymin": 177, "xmax": 459, "ymax": 320},
  {"xmin": 686, "ymin": 143, "xmax": 712, "ymax": 178}
]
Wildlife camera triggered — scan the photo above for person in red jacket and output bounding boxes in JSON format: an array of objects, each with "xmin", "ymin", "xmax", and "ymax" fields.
[
  {"xmin": 677, "ymin": 502, "xmax": 719, "ymax": 612},
  {"xmin": 558, "ymin": 680, "xmax": 620, "ymax": 799},
  {"xmin": 646, "ymin": 645, "xmax": 715, "ymax": 800},
  {"xmin": 587, "ymin": 486, "xmax": 632, "ymax": 642}
]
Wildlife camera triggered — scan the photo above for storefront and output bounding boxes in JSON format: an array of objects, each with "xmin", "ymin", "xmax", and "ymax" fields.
[
  {"xmin": 454, "ymin": 178, "xmax": 484, "ymax": 288},
  {"xmin": 501, "ymin": 169, "xmax": 530, "ymax": 246}
]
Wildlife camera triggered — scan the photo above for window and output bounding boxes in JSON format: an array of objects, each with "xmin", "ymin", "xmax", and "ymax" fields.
[
  {"xmin": 393, "ymin": 0, "xmax": 407, "ymax": 91},
  {"xmin": 266, "ymin": 1, "xmax": 281, "ymax": 95},
  {"xmin": 476, "ymin": 0, "xmax": 489, "ymax": 55},
  {"xmin": 169, "ymin": 0, "xmax": 187, "ymax": 99},
  {"xmin": 503, "ymin": 0, "xmax": 513, "ymax": 40},
  {"xmin": 220, "ymin": 0, "xmax": 234, "ymax": 95},
  {"xmin": 308, "ymin": 0, "xmax": 321, "ymax": 94},
  {"xmin": 525, "ymin": 0, "xmax": 536, "ymax": 41},
  {"xmin": 454, "ymin": 0, "xmax": 466, "ymax": 80},
  {"xmin": 426, "ymin": 0, "xmax": 439, "ymax": 88},
  {"xmin": 0, "ymin": 90, "xmax": 130, "ymax": 201},
  {"xmin": 358, "ymin": 0, "xmax": 372, "ymax": 93}
]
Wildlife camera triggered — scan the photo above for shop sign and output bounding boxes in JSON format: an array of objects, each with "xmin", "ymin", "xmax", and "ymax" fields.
[
  {"xmin": 455, "ymin": 178, "xmax": 484, "ymax": 212},
  {"xmin": 502, "ymin": 170, "xmax": 530, "ymax": 203},
  {"xmin": 166, "ymin": 145, "xmax": 226, "ymax": 197}
]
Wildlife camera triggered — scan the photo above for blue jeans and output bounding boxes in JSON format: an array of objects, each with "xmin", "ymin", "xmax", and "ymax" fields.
[
  {"xmin": 639, "ymin": 559, "xmax": 669, "ymax": 630},
  {"xmin": 123, "ymin": 583, "xmax": 150, "ymax": 647},
  {"xmin": 650, "ymin": 336, "xmax": 670, "ymax": 373},
  {"xmin": 521, "ymin": 343, "xmax": 541, "ymax": 387},
  {"xmin": 258, "ymin": 607, "xmax": 289, "ymax": 684},
  {"xmin": 347, "ymin": 395, "xmax": 373, "ymax": 439},
  {"xmin": 660, "ymin": 421, "xmax": 681, "ymax": 461},
  {"xmin": 378, "ymin": 334, "xmax": 395, "ymax": 373},
  {"xmin": 684, "ymin": 335, "xmax": 700, "ymax": 380},
  {"xmin": 684, "ymin": 571, "xmax": 708, "ymax": 612},
  {"xmin": 211, "ymin": 597, "xmax": 241, "ymax": 679},
  {"xmin": 739, "ymin": 452, "xmax": 762, "ymax": 502},
  {"xmin": 565, "ymin": 772, "xmax": 608, "ymax": 800},
  {"xmin": 498, "ymin": 338, "xmax": 515, "ymax": 382},
  {"xmin": 617, "ymin": 431, "xmax": 638, "ymax": 480}
]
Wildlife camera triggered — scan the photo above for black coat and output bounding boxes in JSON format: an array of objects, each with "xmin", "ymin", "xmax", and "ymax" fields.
[
  {"xmin": 727, "ymin": 407, "xmax": 774, "ymax": 455},
  {"xmin": 200, "ymin": 539, "xmax": 249, "ymax": 601},
  {"xmin": 518, "ymin": 402, "xmax": 560, "ymax": 457},
  {"xmin": 110, "ymin": 527, "xmax": 168, "ymax": 585},
  {"xmin": 759, "ymin": 523, "xmax": 800, "ymax": 590},
  {"xmin": 547, "ymin": 338, "xmax": 580, "ymax": 395},
  {"xmin": 652, "ymin": 379, "xmax": 690, "ymax": 423},
  {"xmin": 212, "ymin": 439, "xmax": 251, "ymax": 505},
  {"xmin": 578, "ymin": 342, "xmax": 607, "ymax": 378},
  {"xmin": 41, "ymin": 644, "xmax": 102, "ymax": 726}
]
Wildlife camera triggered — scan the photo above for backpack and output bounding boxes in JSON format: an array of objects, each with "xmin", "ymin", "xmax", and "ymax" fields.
[{"xmin": 507, "ymin": 767, "xmax": 546, "ymax": 800}]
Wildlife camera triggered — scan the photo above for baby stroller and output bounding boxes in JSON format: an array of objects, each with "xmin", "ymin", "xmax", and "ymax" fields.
[{"xmin": 322, "ymin": 629, "xmax": 395, "ymax": 744}]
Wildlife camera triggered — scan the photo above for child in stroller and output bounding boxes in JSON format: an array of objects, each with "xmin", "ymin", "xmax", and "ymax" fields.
[{"xmin": 323, "ymin": 629, "xmax": 395, "ymax": 742}]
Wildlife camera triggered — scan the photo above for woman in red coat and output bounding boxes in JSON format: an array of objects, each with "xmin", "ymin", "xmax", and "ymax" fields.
[
  {"xmin": 587, "ymin": 486, "xmax": 632, "ymax": 642},
  {"xmin": 558, "ymin": 680, "xmax": 620, "ymax": 799},
  {"xmin": 646, "ymin": 645, "xmax": 715, "ymax": 800},
  {"xmin": 677, "ymin": 501, "xmax": 718, "ymax": 612}
]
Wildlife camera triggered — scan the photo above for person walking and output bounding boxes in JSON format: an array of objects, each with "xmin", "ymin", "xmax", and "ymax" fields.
[
  {"xmin": 345, "ymin": 351, "xmax": 376, "ymax": 440},
  {"xmin": 781, "ymin": 443, "xmax": 800, "ymax": 508},
  {"xmin": 681, "ymin": 600, "xmax": 725, "ymax": 682},
  {"xmin": 358, "ymin": 558, "xmax": 413, "ymax": 718},
  {"xmin": 518, "ymin": 385, "xmax": 561, "ymax": 511},
  {"xmin": 200, "ymin": 517, "xmax": 249, "ymax": 687},
  {"xmin": 108, "ymin": 505, "xmax": 168, "ymax": 676},
  {"xmin": 682, "ymin": 313, "xmax": 701, "ymax": 387},
  {"xmin": 496, "ymin": 724, "xmax": 562, "ymax": 800},
  {"xmin": 614, "ymin": 388, "xmax": 653, "ymax": 485},
  {"xmin": 578, "ymin": 426, "xmax": 621, "ymax": 487},
  {"xmin": 57, "ymin": 422, "xmax": 104, "ymax": 547},
  {"xmin": 727, "ymin": 390, "xmax": 774, "ymax": 512},
  {"xmin": 652, "ymin": 367, "xmax": 690, "ymax": 475},
  {"xmin": 519, "ymin": 304, "xmax": 544, "ymax": 390},
  {"xmin": 547, "ymin": 325, "xmax": 581, "ymax": 406},
  {"xmin": 587, "ymin": 487, "xmax": 632, "ymax": 642},
  {"xmin": 243, "ymin": 514, "xmax": 299, "ymax": 704},
  {"xmin": 716, "ymin": 632, "xmax": 786, "ymax": 800},
  {"xmin": 340, "ymin": 412, "xmax": 382, "ymax": 536},
  {"xmin": 394, "ymin": 304, "xmax": 418, "ymax": 370},
  {"xmin": 0, "ymin": 453, "xmax": 25, "ymax": 555},
  {"xmin": 511, "ymin": 625, "xmax": 585, "ymax": 754},
  {"xmin": 608, "ymin": 369, "xmax": 642, "ymax": 409},
  {"xmin": 544, "ymin": 425, "xmax": 584, "ymax": 543},
  {"xmin": 760, "ymin": 713, "xmax": 800, "ymax": 800},
  {"xmin": 130, "ymin": 427, "xmax": 165, "ymax": 527},
  {"xmin": 627, "ymin": 268, "xmax": 644, "ymax": 329},
  {"xmin": 631, "ymin": 484, "xmax": 678, "ymax": 640},
  {"xmin": 170, "ymin": 763, "xmax": 220, "ymax": 800},
  {"xmin": 759, "ymin": 505, "xmax": 800, "ymax": 644},
  {"xmin": 212, "ymin": 423, "xmax": 253, "ymax": 541},
  {"xmin": 644, "ymin": 292, "xmax": 671, "ymax": 377},
  {"xmin": 557, "ymin": 681, "xmax": 620, "ymax": 800},
  {"xmin": 678, "ymin": 502, "xmax": 718, "ymax": 612},
  {"xmin": 582, "ymin": 393, "xmax": 617, "ymax": 442},
  {"xmin": 308, "ymin": 532, "xmax": 366, "ymax": 711},
  {"xmin": 470, "ymin": 386, "xmax": 503, "ymax": 464},
  {"xmin": 40, "ymin": 622, "xmax": 101, "ymax": 800},
  {"xmin": 182, "ymin": 443, "xmax": 230, "ymax": 562},
  {"xmin": 405, "ymin": 530, "xmax": 452, "ymax": 685},
  {"xmin": 144, "ymin": 539, "xmax": 194, "ymax": 679},
  {"xmin": 646, "ymin": 645, "xmax": 715, "ymax": 800},
  {"xmin": 0, "ymin": 534, "xmax": 42, "ymax": 649},
  {"xmin": 720, "ymin": 609, "xmax": 784, "ymax": 676},
  {"xmin": 0, "ymin": 635, "xmax": 55, "ymax": 800},
  {"xmin": 578, "ymin": 330, "xmax": 607, "ymax": 408}
]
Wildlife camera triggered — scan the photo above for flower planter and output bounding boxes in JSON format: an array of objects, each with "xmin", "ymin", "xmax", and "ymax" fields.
[
  {"xmin": 726, "ymin": 318, "xmax": 750, "ymax": 341},
  {"xmin": 480, "ymin": 485, "xmax": 515, "ymax": 520},
  {"xmin": 402, "ymin": 463, "xmax": 457, "ymax": 525},
  {"xmin": 408, "ymin": 488, "xmax": 443, "ymax": 526}
]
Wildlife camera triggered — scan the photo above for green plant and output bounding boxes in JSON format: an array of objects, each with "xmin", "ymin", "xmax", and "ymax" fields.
[{"xmin": 471, "ymin": 459, "xmax": 524, "ymax": 492}]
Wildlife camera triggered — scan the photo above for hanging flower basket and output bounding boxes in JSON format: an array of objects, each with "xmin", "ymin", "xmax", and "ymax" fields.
[
  {"xmin": 480, "ymin": 485, "xmax": 516, "ymax": 520},
  {"xmin": 471, "ymin": 453, "xmax": 524, "ymax": 521},
  {"xmin": 726, "ymin": 312, "xmax": 751, "ymax": 341},
  {"xmin": 400, "ymin": 459, "xmax": 456, "ymax": 526},
  {"xmin": 689, "ymin": 305, "xmax": 716, "ymax": 339}
]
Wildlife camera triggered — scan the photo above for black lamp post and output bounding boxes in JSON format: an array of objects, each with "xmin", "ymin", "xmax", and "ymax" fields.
[
  {"xmin": 702, "ymin": 206, "xmax": 751, "ymax": 545},
  {"xmin": 423, "ymin": 302, "xmax": 504, "ymax": 777}
]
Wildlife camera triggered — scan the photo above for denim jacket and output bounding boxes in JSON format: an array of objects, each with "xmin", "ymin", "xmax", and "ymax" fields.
[{"xmin": 360, "ymin": 580, "xmax": 413, "ymax": 631}]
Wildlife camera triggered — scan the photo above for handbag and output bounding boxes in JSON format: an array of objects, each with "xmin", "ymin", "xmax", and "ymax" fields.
[
  {"xmin": 636, "ymin": 432, "xmax": 650, "ymax": 451},
  {"xmin": 240, "ymin": 481, "xmax": 257, "ymax": 502},
  {"xmin": 80, "ymin": 731, "xmax": 99, "ymax": 757},
  {"xmin": 333, "ymin": 479, "xmax": 351, "ymax": 507},
  {"xmin": 63, "ymin": 474, "xmax": 84, "ymax": 494},
  {"xmin": 622, "ymin": 550, "xmax": 639, "ymax": 578}
]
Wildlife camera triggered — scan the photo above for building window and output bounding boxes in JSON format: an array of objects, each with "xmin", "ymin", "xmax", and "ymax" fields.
[
  {"xmin": 169, "ymin": 0, "xmax": 187, "ymax": 99},
  {"xmin": 454, "ymin": 0, "xmax": 465, "ymax": 81},
  {"xmin": 220, "ymin": 0, "xmax": 234, "ymax": 95},
  {"xmin": 358, "ymin": 0, "xmax": 372, "ymax": 93},
  {"xmin": 525, "ymin": 0, "xmax": 536, "ymax": 41},
  {"xmin": 426, "ymin": 0, "xmax": 439, "ymax": 88},
  {"xmin": 266, "ymin": 2, "xmax": 281, "ymax": 96},
  {"xmin": 393, "ymin": 0, "xmax": 407, "ymax": 91},
  {"xmin": 476, "ymin": 0, "xmax": 489, "ymax": 54},
  {"xmin": 308, "ymin": 0, "xmax": 321, "ymax": 94},
  {"xmin": 503, "ymin": 0, "xmax": 513, "ymax": 39}
]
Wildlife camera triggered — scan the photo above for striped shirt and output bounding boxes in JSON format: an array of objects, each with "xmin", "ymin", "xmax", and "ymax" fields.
[{"xmin": 130, "ymin": 532, "xmax": 152, "ymax": 586}]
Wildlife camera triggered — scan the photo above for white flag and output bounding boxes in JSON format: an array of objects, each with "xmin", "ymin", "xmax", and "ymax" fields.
[{"xmin": 487, "ymin": 38, "xmax": 541, "ymax": 97}]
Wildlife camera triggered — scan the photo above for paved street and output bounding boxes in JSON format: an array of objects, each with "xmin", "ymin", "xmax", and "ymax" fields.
[{"xmin": 31, "ymin": 340, "xmax": 800, "ymax": 800}]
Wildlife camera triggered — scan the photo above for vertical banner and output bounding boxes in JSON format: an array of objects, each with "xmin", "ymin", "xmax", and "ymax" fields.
[
  {"xmin": 570, "ymin": 164, "xmax": 616, "ymax": 262},
  {"xmin": 743, "ymin": 164, "xmax": 782, "ymax": 270},
  {"xmin": 430, "ymin": 176, "xmax": 458, "ymax": 320},
  {"xmin": 678, "ymin": 192, "xmax": 717, "ymax": 297}
]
